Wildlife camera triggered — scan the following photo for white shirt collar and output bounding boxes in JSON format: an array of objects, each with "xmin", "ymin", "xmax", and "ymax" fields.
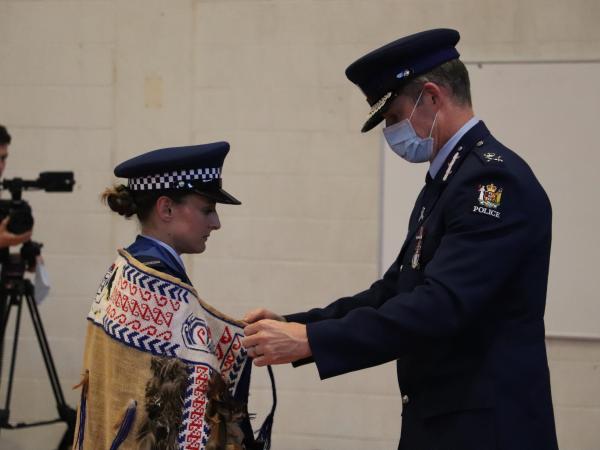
[
  {"xmin": 429, "ymin": 116, "xmax": 480, "ymax": 179},
  {"xmin": 140, "ymin": 234, "xmax": 186, "ymax": 271}
]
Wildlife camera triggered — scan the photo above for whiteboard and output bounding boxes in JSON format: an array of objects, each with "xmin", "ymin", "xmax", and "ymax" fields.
[{"xmin": 380, "ymin": 62, "xmax": 600, "ymax": 338}]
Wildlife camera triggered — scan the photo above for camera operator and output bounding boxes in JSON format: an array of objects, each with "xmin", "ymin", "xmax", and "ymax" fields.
[{"xmin": 0, "ymin": 125, "xmax": 33, "ymax": 248}]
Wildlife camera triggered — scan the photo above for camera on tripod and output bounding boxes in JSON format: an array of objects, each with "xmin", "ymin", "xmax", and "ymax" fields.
[
  {"xmin": 0, "ymin": 172, "xmax": 75, "ymax": 280},
  {"xmin": 0, "ymin": 171, "xmax": 77, "ymax": 448}
]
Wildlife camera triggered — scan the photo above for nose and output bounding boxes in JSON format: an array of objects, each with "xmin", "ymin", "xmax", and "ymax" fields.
[{"xmin": 211, "ymin": 212, "xmax": 221, "ymax": 230}]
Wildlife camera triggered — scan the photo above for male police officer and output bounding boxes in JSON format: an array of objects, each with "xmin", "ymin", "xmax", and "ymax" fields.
[{"xmin": 243, "ymin": 29, "xmax": 558, "ymax": 449}]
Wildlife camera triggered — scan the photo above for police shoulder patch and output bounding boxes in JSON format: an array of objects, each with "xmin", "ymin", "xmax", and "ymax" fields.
[{"xmin": 472, "ymin": 183, "xmax": 503, "ymax": 219}]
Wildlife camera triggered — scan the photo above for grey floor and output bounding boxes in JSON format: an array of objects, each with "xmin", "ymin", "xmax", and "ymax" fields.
[{"xmin": 0, "ymin": 424, "xmax": 68, "ymax": 450}]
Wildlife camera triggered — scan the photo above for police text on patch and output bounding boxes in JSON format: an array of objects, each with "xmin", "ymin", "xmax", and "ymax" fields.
[{"xmin": 473, "ymin": 205, "xmax": 501, "ymax": 218}]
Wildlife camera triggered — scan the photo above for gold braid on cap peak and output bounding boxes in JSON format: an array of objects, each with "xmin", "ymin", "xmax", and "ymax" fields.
[{"xmin": 367, "ymin": 92, "xmax": 393, "ymax": 119}]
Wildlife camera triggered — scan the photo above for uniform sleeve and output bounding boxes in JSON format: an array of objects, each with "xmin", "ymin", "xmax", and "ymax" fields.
[
  {"xmin": 284, "ymin": 262, "xmax": 401, "ymax": 324},
  {"xmin": 306, "ymin": 165, "xmax": 542, "ymax": 379}
]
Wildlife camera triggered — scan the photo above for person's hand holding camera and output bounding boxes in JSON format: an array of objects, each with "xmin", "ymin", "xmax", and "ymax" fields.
[{"xmin": 0, "ymin": 217, "xmax": 32, "ymax": 248}]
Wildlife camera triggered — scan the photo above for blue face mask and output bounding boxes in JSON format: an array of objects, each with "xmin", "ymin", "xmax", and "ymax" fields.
[{"xmin": 383, "ymin": 89, "xmax": 438, "ymax": 163}]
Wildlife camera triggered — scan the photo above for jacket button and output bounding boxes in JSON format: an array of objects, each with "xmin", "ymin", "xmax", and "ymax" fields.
[
  {"xmin": 402, "ymin": 395, "xmax": 410, "ymax": 405},
  {"xmin": 476, "ymin": 140, "xmax": 484, "ymax": 147}
]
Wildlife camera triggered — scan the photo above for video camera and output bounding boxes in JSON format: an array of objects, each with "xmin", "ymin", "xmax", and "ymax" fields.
[
  {"xmin": 0, "ymin": 172, "xmax": 75, "ymax": 279},
  {"xmin": 0, "ymin": 171, "xmax": 78, "ymax": 444}
]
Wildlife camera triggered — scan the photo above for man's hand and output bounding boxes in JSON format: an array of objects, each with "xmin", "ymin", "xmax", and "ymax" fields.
[
  {"xmin": 242, "ymin": 320, "xmax": 312, "ymax": 367},
  {"xmin": 243, "ymin": 308, "xmax": 286, "ymax": 324},
  {"xmin": 0, "ymin": 217, "xmax": 32, "ymax": 247}
]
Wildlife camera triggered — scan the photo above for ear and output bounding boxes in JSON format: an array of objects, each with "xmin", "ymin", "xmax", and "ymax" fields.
[
  {"xmin": 155, "ymin": 196, "xmax": 175, "ymax": 222},
  {"xmin": 422, "ymin": 81, "xmax": 443, "ymax": 108}
]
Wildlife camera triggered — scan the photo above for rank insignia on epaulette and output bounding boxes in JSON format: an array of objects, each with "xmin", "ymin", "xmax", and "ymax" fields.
[
  {"xmin": 473, "ymin": 183, "xmax": 503, "ymax": 219},
  {"xmin": 483, "ymin": 152, "xmax": 503, "ymax": 163},
  {"xmin": 144, "ymin": 260, "xmax": 162, "ymax": 266}
]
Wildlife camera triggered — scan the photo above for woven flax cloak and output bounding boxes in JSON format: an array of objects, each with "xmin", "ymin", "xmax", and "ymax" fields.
[{"xmin": 73, "ymin": 250, "xmax": 250, "ymax": 450}]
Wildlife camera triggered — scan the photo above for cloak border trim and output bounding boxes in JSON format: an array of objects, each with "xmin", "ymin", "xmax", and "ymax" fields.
[{"xmin": 117, "ymin": 249, "xmax": 245, "ymax": 329}]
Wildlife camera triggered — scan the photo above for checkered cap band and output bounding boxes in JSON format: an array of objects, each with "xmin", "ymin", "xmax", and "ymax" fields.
[{"xmin": 127, "ymin": 167, "xmax": 221, "ymax": 191}]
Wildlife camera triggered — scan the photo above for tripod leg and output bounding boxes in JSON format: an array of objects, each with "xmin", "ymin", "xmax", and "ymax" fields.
[
  {"xmin": 58, "ymin": 420, "xmax": 76, "ymax": 450},
  {"xmin": 0, "ymin": 291, "xmax": 14, "ymax": 396},
  {"xmin": 24, "ymin": 292, "xmax": 67, "ymax": 406},
  {"xmin": 0, "ymin": 292, "xmax": 24, "ymax": 427},
  {"xmin": 24, "ymin": 290, "xmax": 75, "ymax": 447}
]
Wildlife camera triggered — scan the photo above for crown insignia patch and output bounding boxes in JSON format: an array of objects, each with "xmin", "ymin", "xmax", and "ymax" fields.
[
  {"xmin": 473, "ymin": 183, "xmax": 503, "ymax": 219},
  {"xmin": 478, "ymin": 183, "xmax": 502, "ymax": 209}
]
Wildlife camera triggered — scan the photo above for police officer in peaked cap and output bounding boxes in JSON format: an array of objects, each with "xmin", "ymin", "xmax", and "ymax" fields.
[
  {"xmin": 243, "ymin": 29, "xmax": 558, "ymax": 450},
  {"xmin": 74, "ymin": 143, "xmax": 276, "ymax": 449}
]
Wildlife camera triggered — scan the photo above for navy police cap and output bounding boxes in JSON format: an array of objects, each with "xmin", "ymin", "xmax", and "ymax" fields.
[
  {"xmin": 346, "ymin": 28, "xmax": 460, "ymax": 132},
  {"xmin": 114, "ymin": 141, "xmax": 241, "ymax": 205}
]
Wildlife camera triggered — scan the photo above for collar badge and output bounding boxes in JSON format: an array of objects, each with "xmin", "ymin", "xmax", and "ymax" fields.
[{"xmin": 443, "ymin": 152, "xmax": 461, "ymax": 181}]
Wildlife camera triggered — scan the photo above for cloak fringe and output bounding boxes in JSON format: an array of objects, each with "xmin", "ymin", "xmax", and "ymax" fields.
[
  {"xmin": 73, "ymin": 370, "xmax": 90, "ymax": 450},
  {"xmin": 254, "ymin": 366, "xmax": 277, "ymax": 450},
  {"xmin": 110, "ymin": 399, "xmax": 137, "ymax": 450},
  {"xmin": 205, "ymin": 371, "xmax": 246, "ymax": 450},
  {"xmin": 137, "ymin": 357, "xmax": 188, "ymax": 450}
]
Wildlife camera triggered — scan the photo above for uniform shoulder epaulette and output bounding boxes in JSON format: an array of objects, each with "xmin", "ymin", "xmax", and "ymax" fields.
[
  {"xmin": 134, "ymin": 255, "xmax": 166, "ymax": 268},
  {"xmin": 471, "ymin": 139, "xmax": 506, "ymax": 167},
  {"xmin": 132, "ymin": 255, "xmax": 187, "ymax": 283}
]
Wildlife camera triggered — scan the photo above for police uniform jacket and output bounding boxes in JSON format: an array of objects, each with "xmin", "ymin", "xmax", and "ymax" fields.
[{"xmin": 285, "ymin": 121, "xmax": 559, "ymax": 450}]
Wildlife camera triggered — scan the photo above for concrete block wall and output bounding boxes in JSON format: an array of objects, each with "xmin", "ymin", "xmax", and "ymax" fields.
[{"xmin": 0, "ymin": 1, "xmax": 598, "ymax": 449}]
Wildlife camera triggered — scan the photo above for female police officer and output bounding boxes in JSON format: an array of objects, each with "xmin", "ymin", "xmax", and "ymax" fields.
[{"xmin": 73, "ymin": 142, "xmax": 271, "ymax": 450}]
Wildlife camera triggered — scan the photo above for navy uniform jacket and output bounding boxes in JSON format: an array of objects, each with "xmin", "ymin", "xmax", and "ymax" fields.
[{"xmin": 285, "ymin": 121, "xmax": 559, "ymax": 450}]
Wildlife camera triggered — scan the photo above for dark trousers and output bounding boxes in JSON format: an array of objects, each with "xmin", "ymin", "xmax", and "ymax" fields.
[{"xmin": 399, "ymin": 404, "xmax": 497, "ymax": 450}]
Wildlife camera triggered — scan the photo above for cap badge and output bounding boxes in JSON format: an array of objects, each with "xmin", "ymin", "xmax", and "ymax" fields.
[
  {"xmin": 367, "ymin": 91, "xmax": 393, "ymax": 119},
  {"xmin": 396, "ymin": 69, "xmax": 411, "ymax": 80}
]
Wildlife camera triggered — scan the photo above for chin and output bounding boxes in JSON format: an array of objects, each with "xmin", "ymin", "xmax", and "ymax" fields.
[{"xmin": 179, "ymin": 244, "xmax": 205, "ymax": 255}]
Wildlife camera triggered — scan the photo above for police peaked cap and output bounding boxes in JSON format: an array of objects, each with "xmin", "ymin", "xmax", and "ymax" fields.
[
  {"xmin": 345, "ymin": 28, "xmax": 461, "ymax": 132},
  {"xmin": 114, "ymin": 141, "xmax": 241, "ymax": 205}
]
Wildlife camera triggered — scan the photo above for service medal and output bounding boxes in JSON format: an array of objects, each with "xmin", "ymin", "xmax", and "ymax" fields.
[{"xmin": 411, "ymin": 226, "xmax": 425, "ymax": 269}]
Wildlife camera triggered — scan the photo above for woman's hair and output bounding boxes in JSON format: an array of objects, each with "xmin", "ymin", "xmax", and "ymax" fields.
[{"xmin": 101, "ymin": 184, "xmax": 189, "ymax": 222}]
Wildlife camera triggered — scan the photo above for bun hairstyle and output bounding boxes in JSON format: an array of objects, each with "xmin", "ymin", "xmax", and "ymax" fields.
[
  {"xmin": 102, "ymin": 184, "xmax": 137, "ymax": 218},
  {"xmin": 101, "ymin": 184, "xmax": 190, "ymax": 222}
]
